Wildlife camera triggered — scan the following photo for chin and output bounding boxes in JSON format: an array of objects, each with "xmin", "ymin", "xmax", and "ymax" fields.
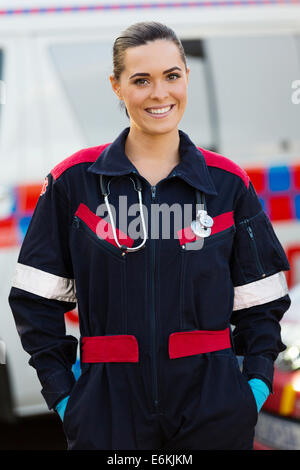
[{"xmin": 141, "ymin": 120, "xmax": 179, "ymax": 135}]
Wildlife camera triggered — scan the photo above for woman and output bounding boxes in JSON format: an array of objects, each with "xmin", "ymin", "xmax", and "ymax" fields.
[{"xmin": 9, "ymin": 22, "xmax": 291, "ymax": 450}]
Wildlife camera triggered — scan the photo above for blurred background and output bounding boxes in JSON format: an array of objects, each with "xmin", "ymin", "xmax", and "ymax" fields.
[{"xmin": 0, "ymin": 0, "xmax": 300, "ymax": 451}]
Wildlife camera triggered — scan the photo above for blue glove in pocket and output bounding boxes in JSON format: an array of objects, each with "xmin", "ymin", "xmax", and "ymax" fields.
[
  {"xmin": 55, "ymin": 361, "xmax": 81, "ymax": 421},
  {"xmin": 248, "ymin": 378, "xmax": 270, "ymax": 413},
  {"xmin": 55, "ymin": 395, "xmax": 70, "ymax": 421}
]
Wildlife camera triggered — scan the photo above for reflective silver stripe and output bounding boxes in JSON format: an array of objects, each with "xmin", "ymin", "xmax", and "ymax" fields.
[
  {"xmin": 233, "ymin": 271, "xmax": 289, "ymax": 311},
  {"xmin": 11, "ymin": 263, "xmax": 76, "ymax": 303}
]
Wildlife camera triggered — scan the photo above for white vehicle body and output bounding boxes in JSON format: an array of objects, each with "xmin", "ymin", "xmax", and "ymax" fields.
[{"xmin": 0, "ymin": 0, "xmax": 300, "ymax": 419}]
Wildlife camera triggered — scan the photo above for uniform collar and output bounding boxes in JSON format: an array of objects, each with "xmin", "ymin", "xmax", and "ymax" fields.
[{"xmin": 87, "ymin": 126, "xmax": 218, "ymax": 195}]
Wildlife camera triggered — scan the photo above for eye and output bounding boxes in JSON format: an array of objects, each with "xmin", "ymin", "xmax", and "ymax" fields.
[
  {"xmin": 133, "ymin": 78, "xmax": 148, "ymax": 86},
  {"xmin": 133, "ymin": 73, "xmax": 181, "ymax": 86},
  {"xmin": 167, "ymin": 73, "xmax": 181, "ymax": 80}
]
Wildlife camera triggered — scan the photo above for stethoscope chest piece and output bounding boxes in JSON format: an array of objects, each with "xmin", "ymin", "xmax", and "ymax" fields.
[{"xmin": 191, "ymin": 209, "xmax": 214, "ymax": 238}]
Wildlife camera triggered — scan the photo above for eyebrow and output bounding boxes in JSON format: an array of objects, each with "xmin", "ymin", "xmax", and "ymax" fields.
[{"xmin": 129, "ymin": 66, "xmax": 182, "ymax": 80}]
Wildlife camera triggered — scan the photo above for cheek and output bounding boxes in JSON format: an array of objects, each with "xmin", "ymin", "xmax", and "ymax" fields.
[
  {"xmin": 174, "ymin": 85, "xmax": 188, "ymax": 103},
  {"xmin": 176, "ymin": 94, "xmax": 187, "ymax": 112},
  {"xmin": 126, "ymin": 93, "xmax": 147, "ymax": 112}
]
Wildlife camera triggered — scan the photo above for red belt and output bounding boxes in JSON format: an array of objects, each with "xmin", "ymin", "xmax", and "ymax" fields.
[{"xmin": 81, "ymin": 328, "xmax": 231, "ymax": 363}]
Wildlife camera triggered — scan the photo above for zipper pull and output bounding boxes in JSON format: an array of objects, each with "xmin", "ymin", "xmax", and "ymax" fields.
[
  {"xmin": 73, "ymin": 215, "xmax": 80, "ymax": 228},
  {"xmin": 151, "ymin": 186, "xmax": 156, "ymax": 201},
  {"xmin": 247, "ymin": 225, "xmax": 254, "ymax": 238}
]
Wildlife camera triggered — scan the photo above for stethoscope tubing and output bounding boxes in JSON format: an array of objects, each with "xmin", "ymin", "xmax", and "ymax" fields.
[{"xmin": 100, "ymin": 174, "xmax": 148, "ymax": 252}]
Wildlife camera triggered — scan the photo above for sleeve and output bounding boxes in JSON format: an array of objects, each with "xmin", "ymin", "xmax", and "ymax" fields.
[
  {"xmin": 8, "ymin": 173, "xmax": 78, "ymax": 410},
  {"xmin": 229, "ymin": 180, "xmax": 292, "ymax": 392}
]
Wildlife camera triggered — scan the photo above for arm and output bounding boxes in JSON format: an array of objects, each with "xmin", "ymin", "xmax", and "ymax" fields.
[
  {"xmin": 8, "ymin": 173, "xmax": 78, "ymax": 410},
  {"xmin": 230, "ymin": 180, "xmax": 291, "ymax": 393}
]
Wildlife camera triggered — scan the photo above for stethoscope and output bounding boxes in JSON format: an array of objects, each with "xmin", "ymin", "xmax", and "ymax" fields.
[{"xmin": 99, "ymin": 173, "xmax": 214, "ymax": 253}]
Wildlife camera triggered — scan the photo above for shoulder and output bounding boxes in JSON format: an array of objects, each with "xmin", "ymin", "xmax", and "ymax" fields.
[
  {"xmin": 198, "ymin": 147, "xmax": 250, "ymax": 189},
  {"xmin": 50, "ymin": 143, "xmax": 110, "ymax": 180}
]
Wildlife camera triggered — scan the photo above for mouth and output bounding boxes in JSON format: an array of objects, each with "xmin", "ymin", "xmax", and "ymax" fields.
[{"xmin": 145, "ymin": 104, "xmax": 175, "ymax": 118}]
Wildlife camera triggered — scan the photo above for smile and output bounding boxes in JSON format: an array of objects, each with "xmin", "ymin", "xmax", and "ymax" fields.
[{"xmin": 145, "ymin": 104, "xmax": 175, "ymax": 117}]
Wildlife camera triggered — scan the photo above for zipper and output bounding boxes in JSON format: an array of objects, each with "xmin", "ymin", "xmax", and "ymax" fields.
[
  {"xmin": 150, "ymin": 185, "xmax": 159, "ymax": 411},
  {"xmin": 242, "ymin": 218, "xmax": 266, "ymax": 278},
  {"xmin": 73, "ymin": 215, "xmax": 126, "ymax": 260}
]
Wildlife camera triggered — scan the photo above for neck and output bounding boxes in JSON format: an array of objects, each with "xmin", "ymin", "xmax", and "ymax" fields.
[{"xmin": 124, "ymin": 126, "xmax": 181, "ymax": 166}]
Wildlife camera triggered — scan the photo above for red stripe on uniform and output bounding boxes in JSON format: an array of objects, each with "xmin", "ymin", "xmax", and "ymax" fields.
[
  {"xmin": 75, "ymin": 202, "xmax": 134, "ymax": 248},
  {"xmin": 199, "ymin": 147, "xmax": 250, "ymax": 188},
  {"xmin": 177, "ymin": 210, "xmax": 234, "ymax": 245},
  {"xmin": 51, "ymin": 144, "xmax": 110, "ymax": 180}
]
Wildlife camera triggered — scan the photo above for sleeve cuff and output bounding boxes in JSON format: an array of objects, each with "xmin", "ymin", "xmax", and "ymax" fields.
[
  {"xmin": 242, "ymin": 355, "xmax": 274, "ymax": 393},
  {"xmin": 41, "ymin": 369, "xmax": 76, "ymax": 410}
]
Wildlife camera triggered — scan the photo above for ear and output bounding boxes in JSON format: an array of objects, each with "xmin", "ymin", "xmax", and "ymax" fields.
[
  {"xmin": 186, "ymin": 67, "xmax": 190, "ymax": 84},
  {"xmin": 109, "ymin": 74, "xmax": 123, "ymax": 100}
]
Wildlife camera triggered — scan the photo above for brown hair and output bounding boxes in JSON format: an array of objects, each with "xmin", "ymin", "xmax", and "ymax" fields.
[{"xmin": 112, "ymin": 21, "xmax": 187, "ymax": 118}]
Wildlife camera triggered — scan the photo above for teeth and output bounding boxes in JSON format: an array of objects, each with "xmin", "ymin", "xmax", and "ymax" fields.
[{"xmin": 147, "ymin": 105, "xmax": 172, "ymax": 114}]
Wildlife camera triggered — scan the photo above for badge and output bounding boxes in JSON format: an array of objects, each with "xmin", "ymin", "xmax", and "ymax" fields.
[{"xmin": 40, "ymin": 176, "xmax": 48, "ymax": 196}]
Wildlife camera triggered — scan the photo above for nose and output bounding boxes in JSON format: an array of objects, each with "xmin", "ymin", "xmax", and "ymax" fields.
[{"xmin": 150, "ymin": 79, "xmax": 169, "ymax": 101}]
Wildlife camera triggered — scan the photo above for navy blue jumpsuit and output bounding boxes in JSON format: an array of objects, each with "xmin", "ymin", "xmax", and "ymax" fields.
[{"xmin": 8, "ymin": 126, "xmax": 291, "ymax": 450}]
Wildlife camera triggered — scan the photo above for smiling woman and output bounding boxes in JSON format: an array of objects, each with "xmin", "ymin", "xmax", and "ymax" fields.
[{"xmin": 8, "ymin": 21, "xmax": 292, "ymax": 451}]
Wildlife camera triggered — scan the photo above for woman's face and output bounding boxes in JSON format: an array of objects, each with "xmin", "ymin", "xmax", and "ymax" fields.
[{"xmin": 110, "ymin": 39, "xmax": 190, "ymax": 135}]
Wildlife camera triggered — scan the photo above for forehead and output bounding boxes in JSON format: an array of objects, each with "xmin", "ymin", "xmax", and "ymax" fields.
[{"xmin": 123, "ymin": 39, "xmax": 183, "ymax": 74}]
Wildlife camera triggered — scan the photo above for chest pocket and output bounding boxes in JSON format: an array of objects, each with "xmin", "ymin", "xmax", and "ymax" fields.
[
  {"xmin": 177, "ymin": 212, "xmax": 236, "ymax": 331},
  {"xmin": 71, "ymin": 203, "xmax": 135, "ymax": 334},
  {"xmin": 177, "ymin": 211, "xmax": 235, "ymax": 249},
  {"xmin": 73, "ymin": 202, "xmax": 133, "ymax": 260}
]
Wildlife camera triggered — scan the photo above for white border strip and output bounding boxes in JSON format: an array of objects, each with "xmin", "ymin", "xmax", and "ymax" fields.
[
  {"xmin": 1, "ymin": 1, "xmax": 298, "ymax": 16},
  {"xmin": 12, "ymin": 262, "xmax": 76, "ymax": 303},
  {"xmin": 233, "ymin": 271, "xmax": 289, "ymax": 311}
]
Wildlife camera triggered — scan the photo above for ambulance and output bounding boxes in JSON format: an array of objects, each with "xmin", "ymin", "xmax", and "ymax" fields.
[{"xmin": 0, "ymin": 0, "xmax": 300, "ymax": 450}]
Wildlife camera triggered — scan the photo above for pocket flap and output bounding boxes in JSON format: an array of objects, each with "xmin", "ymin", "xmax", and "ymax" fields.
[{"xmin": 75, "ymin": 203, "xmax": 134, "ymax": 248}]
